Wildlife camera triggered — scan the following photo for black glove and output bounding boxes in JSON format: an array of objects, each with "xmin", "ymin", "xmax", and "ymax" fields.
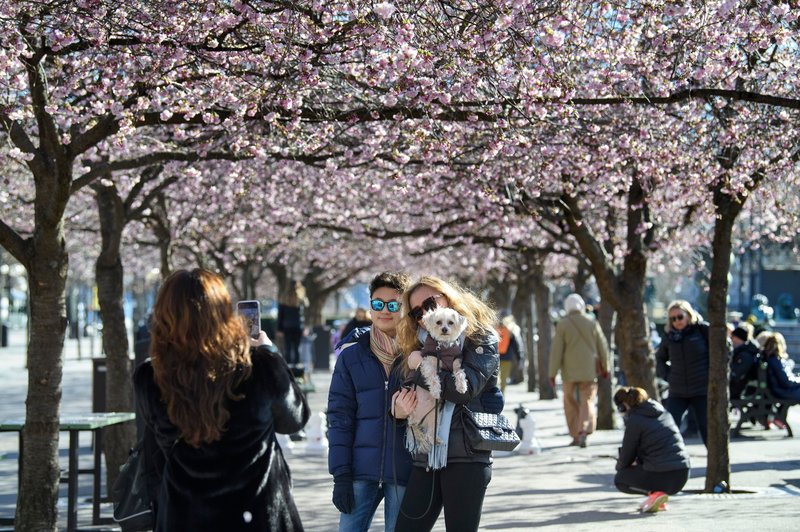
[{"xmin": 332, "ymin": 473, "xmax": 354, "ymax": 514}]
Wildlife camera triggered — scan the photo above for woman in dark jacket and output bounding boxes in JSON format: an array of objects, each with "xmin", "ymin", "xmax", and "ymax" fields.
[
  {"xmin": 655, "ymin": 299, "xmax": 710, "ymax": 446},
  {"xmin": 327, "ymin": 272, "xmax": 413, "ymax": 532},
  {"xmin": 762, "ymin": 332, "xmax": 800, "ymax": 400},
  {"xmin": 277, "ymin": 281, "xmax": 306, "ymax": 366},
  {"xmin": 391, "ymin": 276, "xmax": 502, "ymax": 532},
  {"xmin": 614, "ymin": 386, "xmax": 690, "ymax": 513},
  {"xmin": 135, "ymin": 268, "xmax": 310, "ymax": 531}
]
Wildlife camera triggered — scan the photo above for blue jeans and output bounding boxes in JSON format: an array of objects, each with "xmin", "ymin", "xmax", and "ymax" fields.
[{"xmin": 338, "ymin": 480, "xmax": 405, "ymax": 532}]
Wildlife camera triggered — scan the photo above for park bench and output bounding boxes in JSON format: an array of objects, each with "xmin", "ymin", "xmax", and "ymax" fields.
[{"xmin": 730, "ymin": 359, "xmax": 800, "ymax": 437}]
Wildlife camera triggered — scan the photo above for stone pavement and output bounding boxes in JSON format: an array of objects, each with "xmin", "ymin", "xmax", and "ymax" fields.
[
  {"xmin": 1, "ymin": 328, "xmax": 799, "ymax": 531},
  {"xmin": 289, "ymin": 364, "xmax": 800, "ymax": 532}
]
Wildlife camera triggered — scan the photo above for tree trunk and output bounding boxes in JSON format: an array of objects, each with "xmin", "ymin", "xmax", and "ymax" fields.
[
  {"xmin": 17, "ymin": 228, "xmax": 69, "ymax": 531},
  {"xmin": 512, "ymin": 276, "xmax": 535, "ymax": 391},
  {"xmin": 596, "ymin": 301, "xmax": 615, "ymax": 429},
  {"xmin": 149, "ymin": 193, "xmax": 173, "ymax": 278},
  {"xmin": 487, "ymin": 278, "xmax": 512, "ymax": 313},
  {"xmin": 305, "ymin": 289, "xmax": 326, "ymax": 328},
  {"xmin": 613, "ymin": 297, "xmax": 656, "ymax": 398},
  {"xmin": 94, "ymin": 182, "xmax": 137, "ymax": 492},
  {"xmin": 703, "ymin": 182, "xmax": 745, "ymax": 492},
  {"xmin": 560, "ymin": 182, "xmax": 658, "ymax": 398},
  {"xmin": 531, "ymin": 265, "xmax": 555, "ymax": 399}
]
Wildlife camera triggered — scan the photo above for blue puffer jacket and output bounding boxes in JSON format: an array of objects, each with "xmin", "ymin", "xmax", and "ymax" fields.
[{"xmin": 327, "ymin": 328, "xmax": 412, "ymax": 486}]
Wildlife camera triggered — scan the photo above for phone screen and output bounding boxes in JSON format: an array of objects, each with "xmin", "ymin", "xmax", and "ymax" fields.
[{"xmin": 237, "ymin": 300, "xmax": 261, "ymax": 339}]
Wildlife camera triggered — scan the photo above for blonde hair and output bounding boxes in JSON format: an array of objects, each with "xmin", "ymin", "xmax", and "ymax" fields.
[
  {"xmin": 761, "ymin": 332, "xmax": 788, "ymax": 360},
  {"xmin": 280, "ymin": 280, "xmax": 307, "ymax": 307},
  {"xmin": 396, "ymin": 276, "xmax": 497, "ymax": 374},
  {"xmin": 664, "ymin": 299, "xmax": 703, "ymax": 333},
  {"xmin": 755, "ymin": 330, "xmax": 773, "ymax": 349}
]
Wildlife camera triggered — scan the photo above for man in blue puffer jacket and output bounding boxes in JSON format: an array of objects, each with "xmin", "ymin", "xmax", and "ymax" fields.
[{"xmin": 327, "ymin": 272, "xmax": 413, "ymax": 532}]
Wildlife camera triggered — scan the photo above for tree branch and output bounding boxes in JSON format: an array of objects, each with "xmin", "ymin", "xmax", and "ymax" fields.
[{"xmin": 71, "ymin": 151, "xmax": 245, "ymax": 193}]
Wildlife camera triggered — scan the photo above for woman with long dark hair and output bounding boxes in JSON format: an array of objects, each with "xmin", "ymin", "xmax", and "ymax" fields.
[{"xmin": 135, "ymin": 268, "xmax": 309, "ymax": 531}]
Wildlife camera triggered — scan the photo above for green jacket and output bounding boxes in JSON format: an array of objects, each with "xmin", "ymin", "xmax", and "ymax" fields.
[{"xmin": 549, "ymin": 310, "xmax": 610, "ymax": 382}]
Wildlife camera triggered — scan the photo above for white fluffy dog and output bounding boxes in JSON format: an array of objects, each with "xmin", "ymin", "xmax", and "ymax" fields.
[{"xmin": 406, "ymin": 307, "xmax": 469, "ymax": 453}]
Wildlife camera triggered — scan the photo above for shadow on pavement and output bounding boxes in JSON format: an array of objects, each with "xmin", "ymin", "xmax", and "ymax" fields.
[{"xmin": 482, "ymin": 510, "xmax": 643, "ymax": 528}]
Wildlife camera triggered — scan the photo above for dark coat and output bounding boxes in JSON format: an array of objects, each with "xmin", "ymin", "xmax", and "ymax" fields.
[
  {"xmin": 396, "ymin": 331, "xmax": 503, "ymax": 466},
  {"xmin": 617, "ymin": 399, "xmax": 690, "ymax": 473},
  {"xmin": 277, "ymin": 303, "xmax": 304, "ymax": 332},
  {"xmin": 327, "ymin": 327, "xmax": 413, "ymax": 485},
  {"xmin": 341, "ymin": 318, "xmax": 372, "ymax": 339},
  {"xmin": 729, "ymin": 341, "xmax": 760, "ymax": 398},
  {"xmin": 765, "ymin": 356, "xmax": 800, "ymax": 400},
  {"xmin": 134, "ymin": 345, "xmax": 310, "ymax": 532},
  {"xmin": 655, "ymin": 323, "xmax": 710, "ymax": 397}
]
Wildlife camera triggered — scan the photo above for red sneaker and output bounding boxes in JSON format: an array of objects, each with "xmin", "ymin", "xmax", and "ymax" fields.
[{"xmin": 640, "ymin": 491, "xmax": 669, "ymax": 513}]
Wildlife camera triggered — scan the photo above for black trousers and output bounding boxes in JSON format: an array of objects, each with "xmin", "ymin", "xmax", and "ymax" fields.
[
  {"xmin": 615, "ymin": 465, "xmax": 689, "ymax": 495},
  {"xmin": 395, "ymin": 462, "xmax": 491, "ymax": 532},
  {"xmin": 282, "ymin": 328, "xmax": 303, "ymax": 365},
  {"xmin": 666, "ymin": 395, "xmax": 708, "ymax": 445}
]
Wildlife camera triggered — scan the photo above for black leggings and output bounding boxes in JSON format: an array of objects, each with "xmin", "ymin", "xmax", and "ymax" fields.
[
  {"xmin": 615, "ymin": 465, "xmax": 689, "ymax": 495},
  {"xmin": 395, "ymin": 462, "xmax": 491, "ymax": 532}
]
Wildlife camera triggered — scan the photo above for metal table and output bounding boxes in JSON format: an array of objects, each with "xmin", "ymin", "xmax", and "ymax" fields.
[{"xmin": 0, "ymin": 412, "xmax": 136, "ymax": 531}]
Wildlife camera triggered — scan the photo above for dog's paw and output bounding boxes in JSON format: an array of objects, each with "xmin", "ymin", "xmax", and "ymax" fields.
[
  {"xmin": 429, "ymin": 376, "xmax": 441, "ymax": 399},
  {"xmin": 454, "ymin": 370, "xmax": 467, "ymax": 394}
]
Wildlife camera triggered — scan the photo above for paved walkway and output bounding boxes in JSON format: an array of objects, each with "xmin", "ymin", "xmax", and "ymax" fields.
[
  {"xmin": 290, "ymin": 362, "xmax": 800, "ymax": 531},
  {"xmin": 1, "ymin": 328, "xmax": 799, "ymax": 530}
]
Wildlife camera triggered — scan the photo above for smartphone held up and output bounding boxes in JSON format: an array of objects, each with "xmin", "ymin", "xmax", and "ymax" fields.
[{"xmin": 237, "ymin": 300, "xmax": 261, "ymax": 339}]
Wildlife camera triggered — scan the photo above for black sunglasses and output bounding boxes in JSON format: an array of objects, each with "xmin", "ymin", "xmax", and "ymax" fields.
[
  {"xmin": 408, "ymin": 294, "xmax": 443, "ymax": 321},
  {"xmin": 669, "ymin": 314, "xmax": 686, "ymax": 322},
  {"xmin": 371, "ymin": 299, "xmax": 401, "ymax": 313}
]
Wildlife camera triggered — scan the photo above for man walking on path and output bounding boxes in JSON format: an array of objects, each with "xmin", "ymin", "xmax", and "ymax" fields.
[{"xmin": 549, "ymin": 293, "xmax": 610, "ymax": 447}]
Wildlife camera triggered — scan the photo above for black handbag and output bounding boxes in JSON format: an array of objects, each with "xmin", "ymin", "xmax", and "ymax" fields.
[
  {"xmin": 111, "ymin": 440, "xmax": 154, "ymax": 532},
  {"xmin": 462, "ymin": 408, "xmax": 521, "ymax": 452}
]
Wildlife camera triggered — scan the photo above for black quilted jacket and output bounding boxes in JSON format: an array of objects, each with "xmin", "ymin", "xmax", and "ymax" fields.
[{"xmin": 655, "ymin": 323, "xmax": 710, "ymax": 398}]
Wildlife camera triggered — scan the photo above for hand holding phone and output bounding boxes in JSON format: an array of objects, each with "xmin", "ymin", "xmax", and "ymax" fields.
[{"xmin": 237, "ymin": 300, "xmax": 261, "ymax": 339}]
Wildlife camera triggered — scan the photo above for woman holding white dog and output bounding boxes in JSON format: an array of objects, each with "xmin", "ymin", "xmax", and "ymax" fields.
[{"xmin": 391, "ymin": 276, "xmax": 502, "ymax": 532}]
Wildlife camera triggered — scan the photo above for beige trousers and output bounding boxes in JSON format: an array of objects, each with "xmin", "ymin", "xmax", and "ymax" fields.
[
  {"xmin": 562, "ymin": 381, "xmax": 598, "ymax": 438},
  {"xmin": 499, "ymin": 360, "xmax": 512, "ymax": 392}
]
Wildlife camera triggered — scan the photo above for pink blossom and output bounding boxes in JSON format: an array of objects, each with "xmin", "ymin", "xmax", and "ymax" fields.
[{"xmin": 373, "ymin": 3, "xmax": 396, "ymax": 20}]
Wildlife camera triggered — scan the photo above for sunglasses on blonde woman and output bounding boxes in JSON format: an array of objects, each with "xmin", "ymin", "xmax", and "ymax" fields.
[
  {"xmin": 408, "ymin": 294, "xmax": 443, "ymax": 321},
  {"xmin": 669, "ymin": 314, "xmax": 686, "ymax": 322}
]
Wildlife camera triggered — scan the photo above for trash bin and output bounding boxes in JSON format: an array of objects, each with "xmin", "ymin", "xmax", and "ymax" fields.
[
  {"xmin": 92, "ymin": 357, "xmax": 107, "ymax": 412},
  {"xmin": 0, "ymin": 324, "xmax": 7, "ymax": 347},
  {"xmin": 312, "ymin": 325, "xmax": 331, "ymax": 370}
]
